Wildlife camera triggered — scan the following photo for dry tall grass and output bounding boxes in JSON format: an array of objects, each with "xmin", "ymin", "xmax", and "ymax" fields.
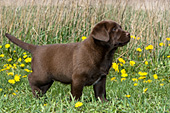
[{"xmin": 0, "ymin": 0, "xmax": 170, "ymax": 48}]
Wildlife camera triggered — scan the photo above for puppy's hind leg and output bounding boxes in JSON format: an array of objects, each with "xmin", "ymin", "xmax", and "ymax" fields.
[{"xmin": 40, "ymin": 81, "xmax": 54, "ymax": 94}]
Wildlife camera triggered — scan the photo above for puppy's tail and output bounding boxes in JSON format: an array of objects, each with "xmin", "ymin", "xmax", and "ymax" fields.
[{"xmin": 5, "ymin": 33, "xmax": 37, "ymax": 53}]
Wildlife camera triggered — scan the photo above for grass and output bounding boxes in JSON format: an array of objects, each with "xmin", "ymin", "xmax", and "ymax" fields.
[{"xmin": 0, "ymin": 0, "xmax": 170, "ymax": 112}]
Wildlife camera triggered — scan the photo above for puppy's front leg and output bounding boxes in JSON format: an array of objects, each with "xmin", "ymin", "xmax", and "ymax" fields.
[
  {"xmin": 71, "ymin": 77, "xmax": 85, "ymax": 100},
  {"xmin": 93, "ymin": 75, "xmax": 107, "ymax": 102}
]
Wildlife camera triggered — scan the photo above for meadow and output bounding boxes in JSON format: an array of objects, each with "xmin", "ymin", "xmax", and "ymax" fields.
[{"xmin": 0, "ymin": 0, "xmax": 170, "ymax": 112}]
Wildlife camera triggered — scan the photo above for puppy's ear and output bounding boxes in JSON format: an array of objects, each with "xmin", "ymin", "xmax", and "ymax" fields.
[{"xmin": 91, "ymin": 22, "xmax": 109, "ymax": 42}]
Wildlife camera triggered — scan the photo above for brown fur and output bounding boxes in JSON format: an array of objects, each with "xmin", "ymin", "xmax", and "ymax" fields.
[{"xmin": 5, "ymin": 20, "xmax": 130, "ymax": 101}]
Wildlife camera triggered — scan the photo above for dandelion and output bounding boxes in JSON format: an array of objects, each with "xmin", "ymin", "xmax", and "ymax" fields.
[
  {"xmin": 121, "ymin": 73, "xmax": 128, "ymax": 78},
  {"xmin": 4, "ymin": 95, "xmax": 6, "ymax": 97},
  {"xmin": 169, "ymin": 44, "xmax": 170, "ymax": 46},
  {"xmin": 121, "ymin": 78, "xmax": 126, "ymax": 82},
  {"xmin": 12, "ymin": 93, "xmax": 16, "ymax": 95},
  {"xmin": 160, "ymin": 83, "xmax": 164, "ymax": 86},
  {"xmin": 44, "ymin": 104, "xmax": 47, "ymax": 106},
  {"xmin": 159, "ymin": 43, "xmax": 164, "ymax": 46},
  {"xmin": 167, "ymin": 55, "xmax": 170, "ymax": 58},
  {"xmin": 0, "ymin": 88, "xmax": 2, "ymax": 91},
  {"xmin": 18, "ymin": 58, "xmax": 22, "ymax": 62},
  {"xmin": 136, "ymin": 48, "xmax": 142, "ymax": 52},
  {"xmin": 23, "ymin": 52, "xmax": 27, "ymax": 54},
  {"xmin": 7, "ymin": 72, "xmax": 14, "ymax": 76},
  {"xmin": 24, "ymin": 69, "xmax": 32, "ymax": 72},
  {"xmin": 81, "ymin": 36, "xmax": 87, "ymax": 41},
  {"xmin": 121, "ymin": 69, "xmax": 126, "ymax": 74},
  {"xmin": 20, "ymin": 64, "xmax": 25, "ymax": 67},
  {"xmin": 75, "ymin": 102, "xmax": 83, "ymax": 108},
  {"xmin": 8, "ymin": 79, "xmax": 15, "ymax": 84},
  {"xmin": 130, "ymin": 35, "xmax": 136, "ymax": 39},
  {"xmin": 0, "ymin": 54, "xmax": 4, "ymax": 57},
  {"xmin": 14, "ymin": 74, "xmax": 20, "ymax": 82},
  {"xmin": 112, "ymin": 63, "xmax": 119, "ymax": 72},
  {"xmin": 137, "ymin": 37, "xmax": 140, "ymax": 40},
  {"xmin": 25, "ymin": 57, "xmax": 32, "ymax": 63},
  {"xmin": 0, "ymin": 45, "xmax": 2, "ymax": 48},
  {"xmin": 147, "ymin": 79, "xmax": 152, "ymax": 83},
  {"xmin": 138, "ymin": 71, "xmax": 147, "ymax": 76},
  {"xmin": 118, "ymin": 58, "xmax": 125, "ymax": 64},
  {"xmin": 130, "ymin": 61, "xmax": 135, "ymax": 66},
  {"xmin": 5, "ymin": 44, "xmax": 10, "ymax": 48},
  {"xmin": 126, "ymin": 95, "xmax": 131, "ymax": 98},
  {"xmin": 145, "ymin": 61, "xmax": 148, "ymax": 65},
  {"xmin": 13, "ymin": 50, "xmax": 16, "ymax": 53},
  {"xmin": 143, "ymin": 88, "xmax": 148, "ymax": 93},
  {"xmin": 22, "ymin": 75, "xmax": 27, "ymax": 78},
  {"xmin": 166, "ymin": 37, "xmax": 170, "ymax": 41},
  {"xmin": 132, "ymin": 78, "xmax": 138, "ymax": 82},
  {"xmin": 134, "ymin": 83, "xmax": 138, "ymax": 86},
  {"xmin": 138, "ymin": 76, "xmax": 146, "ymax": 80},
  {"xmin": 145, "ymin": 45, "xmax": 153, "ymax": 50},
  {"xmin": 23, "ymin": 55, "xmax": 27, "ymax": 58},
  {"xmin": 8, "ymin": 58, "xmax": 12, "ymax": 62},
  {"xmin": 111, "ymin": 77, "xmax": 116, "ymax": 81},
  {"xmin": 153, "ymin": 74, "xmax": 158, "ymax": 79}
]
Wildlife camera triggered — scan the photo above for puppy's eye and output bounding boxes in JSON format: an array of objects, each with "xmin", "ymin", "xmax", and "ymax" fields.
[{"xmin": 112, "ymin": 28, "xmax": 117, "ymax": 31}]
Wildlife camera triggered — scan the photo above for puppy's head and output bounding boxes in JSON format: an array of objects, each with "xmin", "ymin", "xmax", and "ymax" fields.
[{"xmin": 91, "ymin": 20, "xmax": 130, "ymax": 47}]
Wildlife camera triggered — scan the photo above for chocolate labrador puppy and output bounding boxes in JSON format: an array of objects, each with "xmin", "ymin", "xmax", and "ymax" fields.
[{"xmin": 5, "ymin": 20, "xmax": 130, "ymax": 101}]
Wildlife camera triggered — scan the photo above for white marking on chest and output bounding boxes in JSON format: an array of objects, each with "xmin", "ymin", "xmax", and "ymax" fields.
[{"xmin": 92, "ymin": 77, "xmax": 101, "ymax": 85}]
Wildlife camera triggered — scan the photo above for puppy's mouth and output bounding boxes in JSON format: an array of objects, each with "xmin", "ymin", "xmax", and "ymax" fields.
[{"xmin": 115, "ymin": 38, "xmax": 130, "ymax": 47}]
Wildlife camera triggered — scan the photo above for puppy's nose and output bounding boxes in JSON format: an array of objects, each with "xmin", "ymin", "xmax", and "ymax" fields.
[{"xmin": 126, "ymin": 32, "xmax": 130, "ymax": 37}]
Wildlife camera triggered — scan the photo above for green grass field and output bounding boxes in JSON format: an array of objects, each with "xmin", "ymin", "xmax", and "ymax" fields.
[{"xmin": 0, "ymin": 0, "xmax": 170, "ymax": 112}]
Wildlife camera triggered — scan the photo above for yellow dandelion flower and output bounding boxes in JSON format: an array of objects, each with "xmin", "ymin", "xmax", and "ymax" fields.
[
  {"xmin": 153, "ymin": 74, "xmax": 158, "ymax": 79},
  {"xmin": 136, "ymin": 48, "xmax": 142, "ymax": 52},
  {"xmin": 14, "ymin": 74, "xmax": 20, "ymax": 82},
  {"xmin": 23, "ymin": 55, "xmax": 27, "ymax": 58},
  {"xmin": 8, "ymin": 58, "xmax": 12, "ymax": 62},
  {"xmin": 112, "ymin": 63, "xmax": 119, "ymax": 72},
  {"xmin": 145, "ymin": 45, "xmax": 153, "ymax": 50},
  {"xmin": 160, "ymin": 83, "xmax": 164, "ymax": 86},
  {"xmin": 13, "ymin": 50, "xmax": 16, "ymax": 53},
  {"xmin": 130, "ymin": 35, "xmax": 136, "ymax": 39},
  {"xmin": 18, "ymin": 58, "xmax": 22, "ymax": 62},
  {"xmin": 132, "ymin": 78, "xmax": 138, "ymax": 82},
  {"xmin": 8, "ymin": 79, "xmax": 15, "ymax": 84},
  {"xmin": 0, "ymin": 45, "xmax": 2, "ymax": 48},
  {"xmin": 25, "ymin": 57, "xmax": 32, "ymax": 63},
  {"xmin": 82, "ymin": 36, "xmax": 87, "ymax": 41},
  {"xmin": 167, "ymin": 55, "xmax": 170, "ymax": 58},
  {"xmin": 138, "ymin": 71, "xmax": 147, "ymax": 76},
  {"xmin": 130, "ymin": 61, "xmax": 135, "ymax": 66},
  {"xmin": 0, "ymin": 54, "xmax": 5, "ymax": 57},
  {"xmin": 147, "ymin": 79, "xmax": 152, "ymax": 83},
  {"xmin": 121, "ymin": 73, "xmax": 128, "ymax": 78},
  {"xmin": 118, "ymin": 58, "xmax": 125, "ymax": 64},
  {"xmin": 4, "ymin": 95, "xmax": 6, "ymax": 97},
  {"xmin": 138, "ymin": 76, "xmax": 146, "ymax": 80},
  {"xmin": 111, "ymin": 77, "xmax": 116, "ymax": 81},
  {"xmin": 159, "ymin": 43, "xmax": 165, "ymax": 46},
  {"xmin": 145, "ymin": 61, "xmax": 148, "ymax": 65},
  {"xmin": 22, "ymin": 75, "xmax": 27, "ymax": 78},
  {"xmin": 121, "ymin": 69, "xmax": 126, "ymax": 74},
  {"xmin": 75, "ymin": 102, "xmax": 83, "ymax": 108},
  {"xmin": 24, "ymin": 69, "xmax": 32, "ymax": 72},
  {"xmin": 23, "ymin": 52, "xmax": 27, "ymax": 55},
  {"xmin": 20, "ymin": 64, "xmax": 25, "ymax": 67},
  {"xmin": 7, "ymin": 72, "xmax": 14, "ymax": 76},
  {"xmin": 126, "ymin": 95, "xmax": 131, "ymax": 98},
  {"xmin": 5, "ymin": 44, "xmax": 10, "ymax": 48},
  {"xmin": 137, "ymin": 37, "xmax": 140, "ymax": 40},
  {"xmin": 143, "ymin": 88, "xmax": 148, "ymax": 93},
  {"xmin": 166, "ymin": 38, "xmax": 170, "ymax": 41},
  {"xmin": 12, "ymin": 93, "xmax": 16, "ymax": 95},
  {"xmin": 121, "ymin": 78, "xmax": 126, "ymax": 82},
  {"xmin": 134, "ymin": 83, "xmax": 138, "ymax": 86},
  {"xmin": 0, "ymin": 88, "xmax": 2, "ymax": 91},
  {"xmin": 44, "ymin": 104, "xmax": 47, "ymax": 106}
]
